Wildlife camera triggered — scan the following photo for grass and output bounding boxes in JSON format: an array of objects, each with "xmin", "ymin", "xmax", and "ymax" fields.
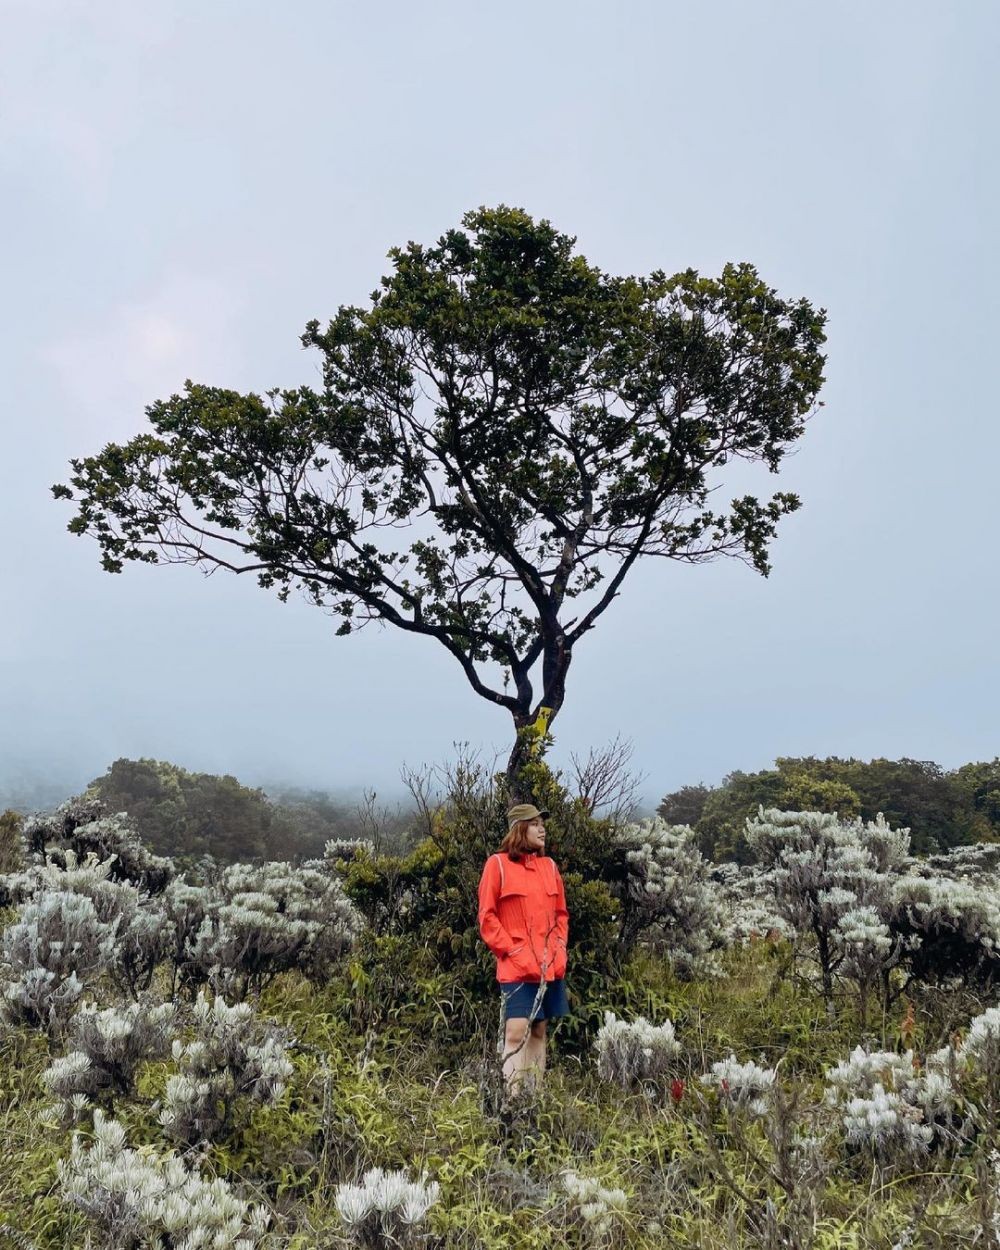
[{"xmin": 0, "ymin": 944, "xmax": 997, "ymax": 1248}]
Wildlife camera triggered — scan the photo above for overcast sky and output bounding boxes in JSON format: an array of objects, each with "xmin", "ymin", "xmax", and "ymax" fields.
[{"xmin": 1, "ymin": 0, "xmax": 997, "ymax": 806}]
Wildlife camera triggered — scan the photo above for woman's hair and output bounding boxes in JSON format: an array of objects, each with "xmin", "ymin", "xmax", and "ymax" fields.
[{"xmin": 499, "ymin": 819, "xmax": 536, "ymax": 862}]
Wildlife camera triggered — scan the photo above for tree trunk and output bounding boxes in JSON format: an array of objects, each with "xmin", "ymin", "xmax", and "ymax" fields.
[
  {"xmin": 504, "ymin": 637, "xmax": 572, "ymax": 802},
  {"xmin": 505, "ymin": 720, "xmax": 535, "ymax": 804}
]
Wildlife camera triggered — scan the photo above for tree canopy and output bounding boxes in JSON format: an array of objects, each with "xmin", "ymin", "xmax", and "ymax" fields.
[
  {"xmin": 661, "ymin": 755, "xmax": 1000, "ymax": 860},
  {"xmin": 55, "ymin": 206, "xmax": 826, "ymax": 789},
  {"xmin": 85, "ymin": 758, "xmax": 363, "ymax": 863}
]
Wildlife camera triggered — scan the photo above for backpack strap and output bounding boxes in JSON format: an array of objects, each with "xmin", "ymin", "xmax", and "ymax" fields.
[{"xmin": 492, "ymin": 852, "xmax": 505, "ymax": 891}]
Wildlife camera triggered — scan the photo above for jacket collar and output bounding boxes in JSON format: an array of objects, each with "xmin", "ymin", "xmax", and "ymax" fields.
[{"xmin": 512, "ymin": 852, "xmax": 538, "ymax": 870}]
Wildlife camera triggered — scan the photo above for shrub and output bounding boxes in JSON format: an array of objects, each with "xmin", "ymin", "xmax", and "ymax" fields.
[
  {"xmin": 0, "ymin": 809, "xmax": 23, "ymax": 876},
  {"xmin": 889, "ymin": 871, "xmax": 1000, "ymax": 989},
  {"xmin": 2, "ymin": 850, "xmax": 170, "ymax": 999},
  {"xmin": 58, "ymin": 1109, "xmax": 270, "ymax": 1248},
  {"xmin": 713, "ymin": 861, "xmax": 793, "ymax": 944},
  {"xmin": 42, "ymin": 999, "xmax": 177, "ymax": 1121},
  {"xmin": 179, "ymin": 861, "xmax": 361, "ymax": 998},
  {"xmin": 561, "ymin": 1170, "xmax": 628, "ymax": 1246},
  {"xmin": 612, "ymin": 818, "xmax": 726, "ymax": 975},
  {"xmin": 840, "ymin": 1084, "xmax": 934, "ymax": 1157},
  {"xmin": 700, "ymin": 1055, "xmax": 777, "ymax": 1117},
  {"xmin": 159, "ymin": 990, "xmax": 293, "ymax": 1146},
  {"xmin": 1, "ymin": 889, "xmax": 117, "ymax": 1036},
  {"xmin": 334, "ymin": 1166, "xmax": 440, "ymax": 1248},
  {"xmin": 21, "ymin": 797, "xmax": 172, "ymax": 893},
  {"xmin": 745, "ymin": 808, "xmax": 907, "ymax": 1004},
  {"xmin": 824, "ymin": 1044, "xmax": 962, "ymax": 1155},
  {"xmin": 162, "ymin": 879, "xmax": 214, "ymax": 994},
  {"xmin": 594, "ymin": 1011, "xmax": 680, "ymax": 1090}
]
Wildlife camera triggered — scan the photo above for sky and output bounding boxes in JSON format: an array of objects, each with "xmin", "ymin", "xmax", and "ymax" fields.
[{"xmin": 1, "ymin": 0, "xmax": 997, "ymax": 807}]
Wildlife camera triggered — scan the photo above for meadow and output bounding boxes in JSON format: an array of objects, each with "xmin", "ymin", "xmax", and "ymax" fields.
[{"xmin": 2, "ymin": 764, "xmax": 1000, "ymax": 1250}]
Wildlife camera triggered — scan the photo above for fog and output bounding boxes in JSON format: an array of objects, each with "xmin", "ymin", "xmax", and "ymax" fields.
[{"xmin": 2, "ymin": 1, "xmax": 997, "ymax": 810}]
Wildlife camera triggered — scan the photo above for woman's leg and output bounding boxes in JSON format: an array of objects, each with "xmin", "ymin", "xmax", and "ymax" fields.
[
  {"xmin": 502, "ymin": 1016, "xmax": 532, "ymax": 1091},
  {"xmin": 525, "ymin": 1019, "xmax": 547, "ymax": 1084}
]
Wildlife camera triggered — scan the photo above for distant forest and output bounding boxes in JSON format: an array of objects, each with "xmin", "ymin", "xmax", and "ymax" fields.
[
  {"xmin": 2, "ymin": 753, "xmax": 997, "ymax": 865},
  {"xmin": 1, "ymin": 758, "xmax": 412, "ymax": 865},
  {"xmin": 660, "ymin": 756, "xmax": 1000, "ymax": 861}
]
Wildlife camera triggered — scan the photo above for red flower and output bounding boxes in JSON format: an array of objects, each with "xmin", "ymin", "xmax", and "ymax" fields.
[{"xmin": 670, "ymin": 1078, "xmax": 685, "ymax": 1103}]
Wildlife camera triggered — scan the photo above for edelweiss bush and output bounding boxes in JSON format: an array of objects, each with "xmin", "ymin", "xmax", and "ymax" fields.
[
  {"xmin": 745, "ymin": 808, "xmax": 908, "ymax": 1004},
  {"xmin": 160, "ymin": 990, "xmax": 293, "ymax": 1146},
  {"xmin": 21, "ymin": 797, "xmax": 172, "ymax": 893},
  {"xmin": 713, "ymin": 862, "xmax": 793, "ymax": 945},
  {"xmin": 613, "ymin": 817, "xmax": 725, "ymax": 974},
  {"xmin": 701, "ymin": 1055, "xmax": 777, "ymax": 1117},
  {"xmin": 825, "ymin": 1045, "xmax": 962, "ymax": 1156},
  {"xmin": 179, "ymin": 861, "xmax": 361, "ymax": 998},
  {"xmin": 825, "ymin": 1046, "xmax": 915, "ymax": 1102},
  {"xmin": 890, "ymin": 870, "xmax": 1000, "ymax": 987},
  {"xmin": 964, "ymin": 1006, "xmax": 1000, "ymax": 1069},
  {"xmin": 42, "ymin": 999, "xmax": 177, "ymax": 1121},
  {"xmin": 59, "ymin": 1110, "xmax": 269, "ymax": 1249},
  {"xmin": 561, "ymin": 1170, "xmax": 628, "ymax": 1245},
  {"xmin": 334, "ymin": 1166, "xmax": 440, "ymax": 1248},
  {"xmin": 162, "ymin": 879, "xmax": 213, "ymax": 993},
  {"xmin": 2, "ymin": 850, "xmax": 171, "ymax": 999},
  {"xmin": 841, "ymin": 1085, "xmax": 933, "ymax": 1157},
  {"xmin": 594, "ymin": 1011, "xmax": 680, "ymax": 1090},
  {"xmin": 0, "ymin": 889, "xmax": 117, "ymax": 1035}
]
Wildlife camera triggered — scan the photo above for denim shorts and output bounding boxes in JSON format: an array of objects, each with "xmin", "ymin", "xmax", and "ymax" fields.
[{"xmin": 499, "ymin": 978, "xmax": 569, "ymax": 1021}]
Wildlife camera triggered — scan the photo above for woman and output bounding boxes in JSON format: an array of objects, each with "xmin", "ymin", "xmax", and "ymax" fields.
[{"xmin": 477, "ymin": 802, "xmax": 569, "ymax": 1093}]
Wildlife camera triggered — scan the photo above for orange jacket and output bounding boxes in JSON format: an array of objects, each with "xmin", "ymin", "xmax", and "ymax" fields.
[{"xmin": 477, "ymin": 852, "xmax": 569, "ymax": 983}]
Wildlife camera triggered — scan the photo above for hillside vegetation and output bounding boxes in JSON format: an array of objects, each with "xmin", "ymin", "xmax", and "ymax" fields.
[
  {"xmin": 3, "ymin": 759, "xmax": 1000, "ymax": 1248},
  {"xmin": 661, "ymin": 755, "xmax": 1000, "ymax": 860}
]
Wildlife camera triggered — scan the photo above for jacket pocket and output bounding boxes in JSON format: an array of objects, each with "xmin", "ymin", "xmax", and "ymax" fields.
[
  {"xmin": 499, "ymin": 936, "xmax": 540, "ymax": 982},
  {"xmin": 551, "ymin": 943, "xmax": 567, "ymax": 980}
]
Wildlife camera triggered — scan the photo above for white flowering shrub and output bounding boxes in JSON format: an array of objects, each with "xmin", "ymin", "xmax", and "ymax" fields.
[
  {"xmin": 834, "ymin": 904, "xmax": 899, "ymax": 1025},
  {"xmin": 561, "ymin": 1170, "xmax": 628, "ymax": 1246},
  {"xmin": 1, "ymin": 967, "xmax": 84, "ymax": 1039},
  {"xmin": 890, "ymin": 870, "xmax": 1000, "ymax": 988},
  {"xmin": 42, "ymin": 999, "xmax": 177, "ymax": 1121},
  {"xmin": 841, "ymin": 1084, "xmax": 933, "ymax": 1157},
  {"xmin": 835, "ymin": 905, "xmax": 892, "ymax": 964},
  {"xmin": 713, "ymin": 863, "xmax": 794, "ymax": 946},
  {"xmin": 859, "ymin": 814, "xmax": 912, "ymax": 875},
  {"xmin": 59, "ymin": 1110, "xmax": 269, "ymax": 1249},
  {"xmin": 21, "ymin": 797, "xmax": 172, "ymax": 894},
  {"xmin": 159, "ymin": 990, "xmax": 293, "ymax": 1146},
  {"xmin": 0, "ymin": 890, "xmax": 117, "ymax": 1035},
  {"xmin": 161, "ymin": 880, "xmax": 213, "ymax": 994},
  {"xmin": 825, "ymin": 1046, "xmax": 915, "ymax": 1102},
  {"xmin": 964, "ymin": 1006, "xmax": 1000, "ymax": 1070},
  {"xmin": 825, "ymin": 1044, "xmax": 962, "ymax": 1156},
  {"xmin": 2, "ymin": 851, "xmax": 171, "ymax": 1000},
  {"xmin": 700, "ymin": 1055, "xmax": 776, "ymax": 1117},
  {"xmin": 745, "ymin": 808, "xmax": 908, "ymax": 1004},
  {"xmin": 926, "ymin": 842, "xmax": 1000, "ymax": 883},
  {"xmin": 613, "ymin": 817, "xmax": 726, "ymax": 975},
  {"xmin": 334, "ymin": 1166, "xmax": 440, "ymax": 1248},
  {"xmin": 177, "ymin": 861, "xmax": 361, "ymax": 998},
  {"xmin": 594, "ymin": 1011, "xmax": 680, "ymax": 1090}
]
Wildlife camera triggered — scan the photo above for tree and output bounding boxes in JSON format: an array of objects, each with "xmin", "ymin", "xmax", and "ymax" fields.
[
  {"xmin": 54, "ymin": 206, "xmax": 826, "ymax": 793},
  {"xmin": 88, "ymin": 758, "xmax": 286, "ymax": 862},
  {"xmin": 951, "ymin": 758, "xmax": 1000, "ymax": 841},
  {"xmin": 671, "ymin": 755, "xmax": 985, "ymax": 861},
  {"xmin": 656, "ymin": 783, "xmax": 711, "ymax": 829}
]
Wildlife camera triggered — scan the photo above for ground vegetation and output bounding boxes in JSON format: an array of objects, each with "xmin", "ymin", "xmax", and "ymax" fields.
[{"xmin": 4, "ymin": 760, "xmax": 1000, "ymax": 1247}]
